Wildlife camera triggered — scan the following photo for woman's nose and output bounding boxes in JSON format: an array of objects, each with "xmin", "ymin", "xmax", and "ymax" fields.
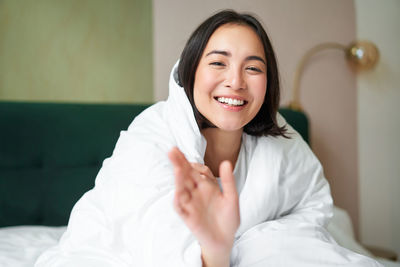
[{"xmin": 225, "ymin": 67, "xmax": 245, "ymax": 90}]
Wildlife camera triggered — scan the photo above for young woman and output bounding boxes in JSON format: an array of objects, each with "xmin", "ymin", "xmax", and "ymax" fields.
[{"xmin": 36, "ymin": 10, "xmax": 380, "ymax": 267}]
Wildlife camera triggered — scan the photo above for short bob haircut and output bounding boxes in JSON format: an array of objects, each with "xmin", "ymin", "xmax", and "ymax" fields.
[{"xmin": 178, "ymin": 10, "xmax": 288, "ymax": 137}]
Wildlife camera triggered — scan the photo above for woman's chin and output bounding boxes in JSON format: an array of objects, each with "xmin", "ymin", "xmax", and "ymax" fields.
[{"xmin": 212, "ymin": 122, "xmax": 245, "ymax": 133}]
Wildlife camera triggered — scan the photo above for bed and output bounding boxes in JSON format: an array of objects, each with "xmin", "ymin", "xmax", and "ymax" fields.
[{"xmin": 0, "ymin": 101, "xmax": 398, "ymax": 266}]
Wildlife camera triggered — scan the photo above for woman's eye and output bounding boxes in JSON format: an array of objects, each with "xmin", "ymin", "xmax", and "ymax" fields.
[
  {"xmin": 246, "ymin": 66, "xmax": 262, "ymax": 73},
  {"xmin": 209, "ymin": 62, "xmax": 225, "ymax": 67}
]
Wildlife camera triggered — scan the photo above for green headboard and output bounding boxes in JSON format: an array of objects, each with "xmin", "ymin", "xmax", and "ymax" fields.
[{"xmin": 0, "ymin": 102, "xmax": 309, "ymax": 227}]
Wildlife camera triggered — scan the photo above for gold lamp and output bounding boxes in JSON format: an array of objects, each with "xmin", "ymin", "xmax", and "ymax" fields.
[{"xmin": 288, "ymin": 40, "xmax": 380, "ymax": 111}]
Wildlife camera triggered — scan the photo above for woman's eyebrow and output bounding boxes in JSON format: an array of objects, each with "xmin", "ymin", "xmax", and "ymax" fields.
[
  {"xmin": 205, "ymin": 50, "xmax": 230, "ymax": 57},
  {"xmin": 205, "ymin": 50, "xmax": 266, "ymax": 65},
  {"xmin": 246, "ymin": 55, "xmax": 266, "ymax": 65}
]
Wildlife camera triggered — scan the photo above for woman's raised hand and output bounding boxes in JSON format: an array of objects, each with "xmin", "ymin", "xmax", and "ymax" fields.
[{"xmin": 168, "ymin": 147, "xmax": 240, "ymax": 264}]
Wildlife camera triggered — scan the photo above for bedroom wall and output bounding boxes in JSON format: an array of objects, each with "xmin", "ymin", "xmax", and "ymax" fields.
[
  {"xmin": 0, "ymin": 0, "xmax": 152, "ymax": 103},
  {"xmin": 153, "ymin": 0, "xmax": 360, "ymax": 235},
  {"xmin": 355, "ymin": 0, "xmax": 400, "ymax": 256}
]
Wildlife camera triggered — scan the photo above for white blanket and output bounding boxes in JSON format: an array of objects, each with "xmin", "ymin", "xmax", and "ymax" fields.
[
  {"xmin": 3, "ymin": 207, "xmax": 398, "ymax": 267},
  {"xmin": 35, "ymin": 62, "xmax": 381, "ymax": 266}
]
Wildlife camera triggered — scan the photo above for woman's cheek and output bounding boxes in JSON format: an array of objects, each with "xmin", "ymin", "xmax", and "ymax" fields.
[
  {"xmin": 199, "ymin": 71, "xmax": 222, "ymax": 93},
  {"xmin": 251, "ymin": 76, "xmax": 267, "ymax": 98}
]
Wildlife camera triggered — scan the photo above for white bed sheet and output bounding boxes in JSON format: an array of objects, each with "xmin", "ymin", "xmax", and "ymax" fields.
[
  {"xmin": 326, "ymin": 207, "xmax": 399, "ymax": 267},
  {"xmin": 0, "ymin": 207, "xmax": 398, "ymax": 267},
  {"xmin": 0, "ymin": 225, "xmax": 65, "ymax": 267}
]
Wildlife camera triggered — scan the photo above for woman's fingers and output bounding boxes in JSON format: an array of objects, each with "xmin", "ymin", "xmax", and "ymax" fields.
[
  {"xmin": 179, "ymin": 190, "xmax": 191, "ymax": 204},
  {"xmin": 168, "ymin": 147, "xmax": 191, "ymax": 172},
  {"xmin": 174, "ymin": 187, "xmax": 198, "ymax": 219},
  {"xmin": 190, "ymin": 162, "xmax": 218, "ymax": 185},
  {"xmin": 190, "ymin": 163, "xmax": 214, "ymax": 178},
  {"xmin": 174, "ymin": 191, "xmax": 189, "ymax": 217},
  {"xmin": 219, "ymin": 160, "xmax": 238, "ymax": 199},
  {"xmin": 168, "ymin": 147, "xmax": 197, "ymax": 190}
]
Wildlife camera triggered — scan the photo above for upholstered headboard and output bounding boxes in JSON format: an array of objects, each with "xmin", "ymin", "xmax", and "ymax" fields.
[{"xmin": 0, "ymin": 102, "xmax": 308, "ymax": 227}]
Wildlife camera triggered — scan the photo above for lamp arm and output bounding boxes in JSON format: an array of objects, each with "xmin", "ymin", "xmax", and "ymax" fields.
[{"xmin": 289, "ymin": 42, "xmax": 347, "ymax": 111}]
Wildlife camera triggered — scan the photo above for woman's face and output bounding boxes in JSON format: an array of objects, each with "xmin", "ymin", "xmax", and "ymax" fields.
[{"xmin": 193, "ymin": 23, "xmax": 267, "ymax": 133}]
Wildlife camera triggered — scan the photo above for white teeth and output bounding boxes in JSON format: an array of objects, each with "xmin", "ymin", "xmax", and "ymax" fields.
[{"xmin": 217, "ymin": 97, "xmax": 244, "ymax": 106}]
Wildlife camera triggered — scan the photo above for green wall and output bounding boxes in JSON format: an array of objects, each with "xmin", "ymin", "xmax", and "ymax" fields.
[{"xmin": 0, "ymin": 0, "xmax": 152, "ymax": 103}]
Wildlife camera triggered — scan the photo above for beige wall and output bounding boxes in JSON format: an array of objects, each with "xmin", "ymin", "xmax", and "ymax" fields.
[
  {"xmin": 153, "ymin": 0, "xmax": 359, "ymax": 234},
  {"xmin": 355, "ymin": 0, "xmax": 400, "ymax": 256},
  {"xmin": 0, "ymin": 0, "xmax": 152, "ymax": 103}
]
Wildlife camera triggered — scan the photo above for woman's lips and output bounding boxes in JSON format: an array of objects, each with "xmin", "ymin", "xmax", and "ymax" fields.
[{"xmin": 214, "ymin": 96, "xmax": 248, "ymax": 111}]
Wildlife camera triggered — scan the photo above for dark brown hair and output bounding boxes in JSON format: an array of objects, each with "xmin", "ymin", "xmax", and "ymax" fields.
[{"xmin": 178, "ymin": 9, "xmax": 287, "ymax": 137}]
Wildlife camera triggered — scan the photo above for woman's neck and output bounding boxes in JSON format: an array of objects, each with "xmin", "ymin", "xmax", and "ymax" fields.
[{"xmin": 201, "ymin": 128, "xmax": 243, "ymax": 177}]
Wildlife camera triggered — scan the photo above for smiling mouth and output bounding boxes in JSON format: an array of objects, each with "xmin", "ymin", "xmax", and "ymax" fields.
[{"xmin": 215, "ymin": 97, "xmax": 247, "ymax": 106}]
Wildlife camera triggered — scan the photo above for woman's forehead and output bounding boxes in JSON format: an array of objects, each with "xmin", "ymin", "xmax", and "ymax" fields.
[{"xmin": 203, "ymin": 24, "xmax": 266, "ymax": 60}]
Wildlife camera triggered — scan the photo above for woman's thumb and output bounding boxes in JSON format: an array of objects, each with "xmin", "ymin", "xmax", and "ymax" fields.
[{"xmin": 219, "ymin": 160, "xmax": 238, "ymax": 198}]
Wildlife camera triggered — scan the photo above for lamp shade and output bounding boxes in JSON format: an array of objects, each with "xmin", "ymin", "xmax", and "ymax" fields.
[{"xmin": 346, "ymin": 41, "xmax": 380, "ymax": 71}]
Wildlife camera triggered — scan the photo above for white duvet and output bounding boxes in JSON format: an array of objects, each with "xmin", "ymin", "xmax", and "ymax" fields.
[
  {"xmin": 19, "ymin": 63, "xmax": 382, "ymax": 266},
  {"xmin": 2, "ymin": 208, "xmax": 397, "ymax": 267}
]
